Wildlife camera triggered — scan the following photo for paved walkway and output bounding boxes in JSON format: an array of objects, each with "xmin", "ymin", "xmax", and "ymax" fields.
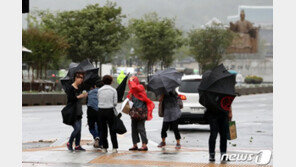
[{"xmin": 23, "ymin": 137, "xmax": 272, "ymax": 167}]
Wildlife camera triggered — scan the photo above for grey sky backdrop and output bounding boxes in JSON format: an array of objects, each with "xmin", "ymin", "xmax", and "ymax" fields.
[{"xmin": 22, "ymin": 0, "xmax": 272, "ymax": 31}]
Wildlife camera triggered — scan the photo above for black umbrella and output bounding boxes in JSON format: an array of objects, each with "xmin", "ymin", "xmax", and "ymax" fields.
[
  {"xmin": 60, "ymin": 62, "xmax": 78, "ymax": 91},
  {"xmin": 116, "ymin": 73, "xmax": 130, "ymax": 103},
  {"xmin": 198, "ymin": 64, "xmax": 236, "ymax": 112},
  {"xmin": 60, "ymin": 59, "xmax": 99, "ymax": 91},
  {"xmin": 147, "ymin": 68, "xmax": 182, "ymax": 96}
]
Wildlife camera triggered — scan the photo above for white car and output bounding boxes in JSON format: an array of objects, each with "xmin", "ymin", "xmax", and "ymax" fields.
[{"xmin": 175, "ymin": 75, "xmax": 208, "ymax": 124}]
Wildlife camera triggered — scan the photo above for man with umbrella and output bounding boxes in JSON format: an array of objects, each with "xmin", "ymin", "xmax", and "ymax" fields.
[{"xmin": 198, "ymin": 64, "xmax": 236, "ymax": 163}]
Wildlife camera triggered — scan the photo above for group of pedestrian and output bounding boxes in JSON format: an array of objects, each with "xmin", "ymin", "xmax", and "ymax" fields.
[
  {"xmin": 63, "ymin": 71, "xmax": 232, "ymax": 163},
  {"xmin": 63, "ymin": 73, "xmax": 183, "ymax": 152},
  {"xmin": 64, "ymin": 72, "xmax": 118, "ymax": 152}
]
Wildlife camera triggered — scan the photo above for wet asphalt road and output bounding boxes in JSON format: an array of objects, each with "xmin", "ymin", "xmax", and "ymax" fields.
[{"xmin": 22, "ymin": 93, "xmax": 272, "ymax": 151}]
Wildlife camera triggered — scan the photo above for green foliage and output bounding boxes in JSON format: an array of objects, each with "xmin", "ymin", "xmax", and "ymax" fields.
[
  {"xmin": 188, "ymin": 24, "xmax": 234, "ymax": 73},
  {"xmin": 244, "ymin": 75, "xmax": 263, "ymax": 84},
  {"xmin": 173, "ymin": 45, "xmax": 192, "ymax": 62},
  {"xmin": 36, "ymin": 3, "xmax": 128, "ymax": 69},
  {"xmin": 22, "ymin": 28, "xmax": 69, "ymax": 79},
  {"xmin": 129, "ymin": 13, "xmax": 183, "ymax": 72},
  {"xmin": 115, "ymin": 28, "xmax": 139, "ymax": 66}
]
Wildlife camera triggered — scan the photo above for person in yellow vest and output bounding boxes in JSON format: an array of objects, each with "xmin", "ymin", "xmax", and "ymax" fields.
[{"xmin": 117, "ymin": 70, "xmax": 126, "ymax": 84}]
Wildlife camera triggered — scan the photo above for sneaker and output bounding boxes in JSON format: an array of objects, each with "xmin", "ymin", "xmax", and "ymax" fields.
[
  {"xmin": 94, "ymin": 137, "xmax": 100, "ymax": 148},
  {"xmin": 102, "ymin": 148, "xmax": 107, "ymax": 153},
  {"xmin": 138, "ymin": 147, "xmax": 148, "ymax": 151},
  {"xmin": 75, "ymin": 145, "xmax": 86, "ymax": 151},
  {"xmin": 112, "ymin": 149, "xmax": 118, "ymax": 153},
  {"xmin": 157, "ymin": 142, "xmax": 166, "ymax": 148},
  {"xmin": 175, "ymin": 143, "xmax": 181, "ymax": 150},
  {"xmin": 209, "ymin": 154, "xmax": 215, "ymax": 162},
  {"xmin": 67, "ymin": 142, "xmax": 73, "ymax": 151},
  {"xmin": 129, "ymin": 146, "xmax": 138, "ymax": 151}
]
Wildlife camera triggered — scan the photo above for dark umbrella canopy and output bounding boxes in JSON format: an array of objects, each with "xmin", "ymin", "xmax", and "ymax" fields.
[
  {"xmin": 60, "ymin": 63, "xmax": 78, "ymax": 91},
  {"xmin": 198, "ymin": 64, "xmax": 236, "ymax": 113},
  {"xmin": 198, "ymin": 64, "xmax": 236, "ymax": 96},
  {"xmin": 116, "ymin": 73, "xmax": 130, "ymax": 103},
  {"xmin": 147, "ymin": 68, "xmax": 182, "ymax": 96},
  {"xmin": 60, "ymin": 59, "xmax": 99, "ymax": 91}
]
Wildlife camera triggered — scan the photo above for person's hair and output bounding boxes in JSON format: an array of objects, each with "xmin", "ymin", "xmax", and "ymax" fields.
[
  {"xmin": 90, "ymin": 83, "xmax": 96, "ymax": 89},
  {"xmin": 74, "ymin": 71, "xmax": 85, "ymax": 79},
  {"xmin": 169, "ymin": 90, "xmax": 178, "ymax": 97},
  {"xmin": 96, "ymin": 80, "xmax": 104, "ymax": 88},
  {"xmin": 102, "ymin": 75, "xmax": 113, "ymax": 85}
]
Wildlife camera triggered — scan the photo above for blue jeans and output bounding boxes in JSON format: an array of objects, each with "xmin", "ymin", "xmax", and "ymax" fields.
[{"xmin": 69, "ymin": 119, "xmax": 82, "ymax": 146}]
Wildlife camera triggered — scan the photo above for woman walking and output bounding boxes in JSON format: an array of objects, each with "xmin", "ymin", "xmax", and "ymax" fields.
[
  {"xmin": 127, "ymin": 76, "xmax": 155, "ymax": 151},
  {"xmin": 65, "ymin": 71, "xmax": 88, "ymax": 151},
  {"xmin": 158, "ymin": 90, "xmax": 182, "ymax": 149},
  {"xmin": 97, "ymin": 75, "xmax": 118, "ymax": 153}
]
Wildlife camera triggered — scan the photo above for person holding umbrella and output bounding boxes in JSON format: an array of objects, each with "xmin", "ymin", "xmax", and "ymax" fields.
[
  {"xmin": 127, "ymin": 76, "xmax": 155, "ymax": 151},
  {"xmin": 65, "ymin": 71, "xmax": 88, "ymax": 151},
  {"xmin": 198, "ymin": 64, "xmax": 236, "ymax": 163},
  {"xmin": 157, "ymin": 90, "xmax": 182, "ymax": 149},
  {"xmin": 147, "ymin": 68, "xmax": 183, "ymax": 149},
  {"xmin": 206, "ymin": 103, "xmax": 233, "ymax": 162}
]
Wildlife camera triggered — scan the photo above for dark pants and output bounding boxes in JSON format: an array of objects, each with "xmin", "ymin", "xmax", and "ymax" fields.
[
  {"xmin": 131, "ymin": 119, "xmax": 148, "ymax": 145},
  {"xmin": 161, "ymin": 120, "xmax": 181, "ymax": 140},
  {"xmin": 100, "ymin": 108, "xmax": 118, "ymax": 149},
  {"xmin": 208, "ymin": 114, "xmax": 228, "ymax": 155},
  {"xmin": 69, "ymin": 119, "xmax": 81, "ymax": 146},
  {"xmin": 87, "ymin": 107, "xmax": 103, "ymax": 146}
]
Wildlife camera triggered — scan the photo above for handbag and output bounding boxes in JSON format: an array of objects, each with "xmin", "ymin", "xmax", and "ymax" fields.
[
  {"xmin": 129, "ymin": 95, "xmax": 147, "ymax": 120},
  {"xmin": 121, "ymin": 98, "xmax": 131, "ymax": 114},
  {"xmin": 61, "ymin": 102, "xmax": 76, "ymax": 126},
  {"xmin": 113, "ymin": 113, "xmax": 127, "ymax": 134},
  {"xmin": 129, "ymin": 106, "xmax": 148, "ymax": 120},
  {"xmin": 177, "ymin": 96, "xmax": 183, "ymax": 109},
  {"xmin": 227, "ymin": 121, "xmax": 237, "ymax": 140}
]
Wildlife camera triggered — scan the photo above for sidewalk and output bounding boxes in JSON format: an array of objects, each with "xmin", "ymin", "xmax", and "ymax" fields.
[{"xmin": 23, "ymin": 136, "xmax": 272, "ymax": 167}]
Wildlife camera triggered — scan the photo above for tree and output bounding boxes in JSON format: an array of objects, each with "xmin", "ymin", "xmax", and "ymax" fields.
[
  {"xmin": 173, "ymin": 44, "xmax": 192, "ymax": 63},
  {"xmin": 36, "ymin": 3, "xmax": 128, "ymax": 77},
  {"xmin": 129, "ymin": 13, "xmax": 183, "ymax": 75},
  {"xmin": 22, "ymin": 28, "xmax": 69, "ymax": 80},
  {"xmin": 188, "ymin": 24, "xmax": 234, "ymax": 73}
]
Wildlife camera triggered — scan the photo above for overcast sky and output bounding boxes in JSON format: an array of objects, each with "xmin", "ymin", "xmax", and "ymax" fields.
[{"xmin": 22, "ymin": 0, "xmax": 272, "ymax": 31}]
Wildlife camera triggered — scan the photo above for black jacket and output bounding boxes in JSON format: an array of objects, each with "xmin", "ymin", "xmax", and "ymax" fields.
[{"xmin": 62, "ymin": 86, "xmax": 83, "ymax": 125}]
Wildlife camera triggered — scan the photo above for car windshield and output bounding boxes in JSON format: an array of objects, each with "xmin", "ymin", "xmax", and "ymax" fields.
[{"xmin": 179, "ymin": 79, "xmax": 201, "ymax": 93}]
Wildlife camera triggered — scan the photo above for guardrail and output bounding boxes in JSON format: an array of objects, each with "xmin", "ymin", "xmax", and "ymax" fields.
[{"xmin": 22, "ymin": 86, "xmax": 273, "ymax": 106}]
